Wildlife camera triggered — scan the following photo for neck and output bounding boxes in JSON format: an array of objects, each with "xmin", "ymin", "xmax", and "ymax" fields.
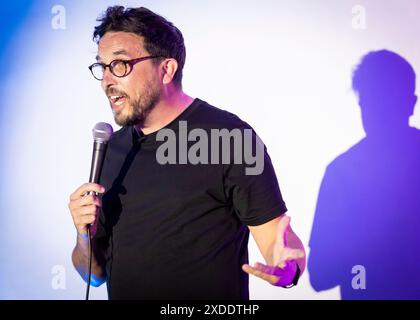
[{"xmin": 135, "ymin": 86, "xmax": 194, "ymax": 135}]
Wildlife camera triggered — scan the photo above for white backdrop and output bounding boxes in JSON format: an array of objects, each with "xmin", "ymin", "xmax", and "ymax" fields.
[{"xmin": 0, "ymin": 0, "xmax": 419, "ymax": 299}]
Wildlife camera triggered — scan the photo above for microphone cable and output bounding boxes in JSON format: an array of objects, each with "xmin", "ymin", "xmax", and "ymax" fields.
[{"xmin": 85, "ymin": 226, "xmax": 93, "ymax": 300}]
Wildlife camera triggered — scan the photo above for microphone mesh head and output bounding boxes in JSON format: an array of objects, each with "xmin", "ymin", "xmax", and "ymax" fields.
[{"xmin": 92, "ymin": 122, "xmax": 113, "ymax": 143}]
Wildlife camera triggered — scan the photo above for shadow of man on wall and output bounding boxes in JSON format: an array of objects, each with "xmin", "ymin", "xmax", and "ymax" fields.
[{"xmin": 308, "ymin": 50, "xmax": 420, "ymax": 299}]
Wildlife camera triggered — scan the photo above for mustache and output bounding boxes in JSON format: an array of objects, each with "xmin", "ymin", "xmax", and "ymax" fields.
[{"xmin": 106, "ymin": 87, "xmax": 128, "ymax": 97}]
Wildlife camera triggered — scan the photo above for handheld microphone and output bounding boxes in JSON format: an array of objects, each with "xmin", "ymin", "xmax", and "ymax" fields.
[
  {"xmin": 86, "ymin": 122, "xmax": 113, "ymax": 300},
  {"xmin": 89, "ymin": 122, "xmax": 113, "ymax": 185}
]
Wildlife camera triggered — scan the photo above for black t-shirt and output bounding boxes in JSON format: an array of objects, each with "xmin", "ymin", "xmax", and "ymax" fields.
[{"xmin": 95, "ymin": 98, "xmax": 287, "ymax": 300}]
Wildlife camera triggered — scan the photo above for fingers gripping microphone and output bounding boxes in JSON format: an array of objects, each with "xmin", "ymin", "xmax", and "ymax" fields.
[{"xmin": 86, "ymin": 122, "xmax": 113, "ymax": 300}]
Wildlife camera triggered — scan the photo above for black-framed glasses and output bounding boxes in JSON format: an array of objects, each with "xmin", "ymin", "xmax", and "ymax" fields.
[{"xmin": 88, "ymin": 56, "xmax": 162, "ymax": 80}]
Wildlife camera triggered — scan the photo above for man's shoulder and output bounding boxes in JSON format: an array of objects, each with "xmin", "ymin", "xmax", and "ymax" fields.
[
  {"xmin": 191, "ymin": 98, "xmax": 252, "ymax": 130},
  {"xmin": 106, "ymin": 125, "xmax": 131, "ymax": 147}
]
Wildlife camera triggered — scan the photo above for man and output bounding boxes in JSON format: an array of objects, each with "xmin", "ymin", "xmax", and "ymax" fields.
[{"xmin": 68, "ymin": 6, "xmax": 305, "ymax": 299}]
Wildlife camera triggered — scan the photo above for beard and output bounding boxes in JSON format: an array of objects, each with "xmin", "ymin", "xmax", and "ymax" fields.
[{"xmin": 112, "ymin": 81, "xmax": 161, "ymax": 127}]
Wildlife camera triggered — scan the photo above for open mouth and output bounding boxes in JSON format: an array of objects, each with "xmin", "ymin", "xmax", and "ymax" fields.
[{"xmin": 109, "ymin": 95, "xmax": 127, "ymax": 107}]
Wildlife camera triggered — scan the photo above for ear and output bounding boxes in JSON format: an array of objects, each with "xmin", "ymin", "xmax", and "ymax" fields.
[{"xmin": 161, "ymin": 58, "xmax": 179, "ymax": 85}]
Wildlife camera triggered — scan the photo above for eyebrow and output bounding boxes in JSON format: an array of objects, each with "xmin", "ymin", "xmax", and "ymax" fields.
[{"xmin": 96, "ymin": 50, "xmax": 131, "ymax": 62}]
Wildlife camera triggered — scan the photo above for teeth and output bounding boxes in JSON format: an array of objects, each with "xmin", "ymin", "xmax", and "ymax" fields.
[{"xmin": 109, "ymin": 95, "xmax": 124, "ymax": 102}]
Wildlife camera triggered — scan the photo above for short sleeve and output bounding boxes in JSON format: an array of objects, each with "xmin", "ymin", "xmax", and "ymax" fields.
[{"xmin": 223, "ymin": 127, "xmax": 287, "ymax": 226}]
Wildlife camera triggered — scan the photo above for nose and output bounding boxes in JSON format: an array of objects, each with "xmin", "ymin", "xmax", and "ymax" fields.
[{"xmin": 101, "ymin": 67, "xmax": 117, "ymax": 91}]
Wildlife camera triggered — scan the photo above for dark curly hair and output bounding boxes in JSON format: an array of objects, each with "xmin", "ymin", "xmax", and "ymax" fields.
[{"xmin": 93, "ymin": 6, "xmax": 186, "ymax": 87}]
